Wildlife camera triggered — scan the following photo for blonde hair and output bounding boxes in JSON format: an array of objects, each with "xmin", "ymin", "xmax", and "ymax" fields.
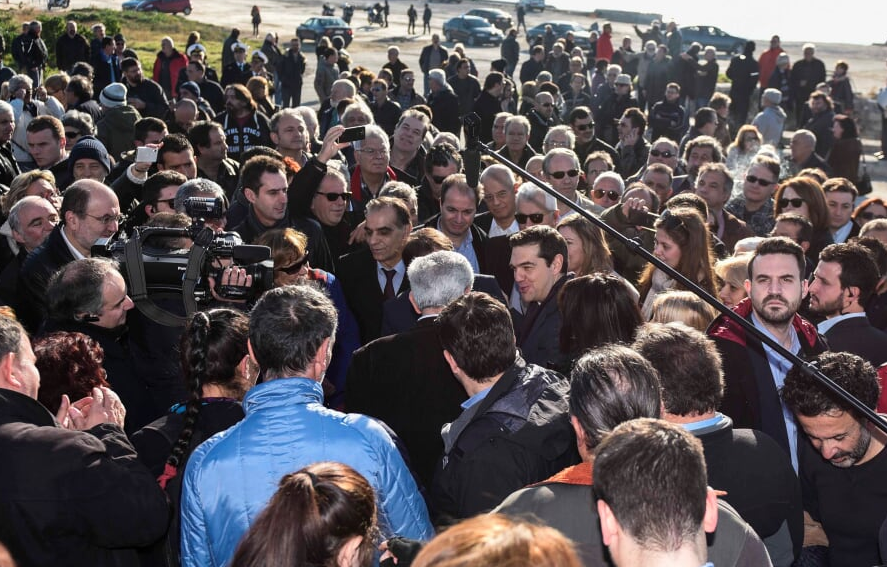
[
  {"xmin": 412, "ymin": 514, "xmax": 582, "ymax": 567},
  {"xmin": 650, "ymin": 291, "xmax": 718, "ymax": 332}
]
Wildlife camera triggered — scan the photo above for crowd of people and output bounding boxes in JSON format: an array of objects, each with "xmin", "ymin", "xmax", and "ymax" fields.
[{"xmin": 0, "ymin": 10, "xmax": 886, "ymax": 567}]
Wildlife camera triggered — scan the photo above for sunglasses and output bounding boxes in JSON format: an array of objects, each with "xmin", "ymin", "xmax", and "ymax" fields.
[
  {"xmin": 64, "ymin": 131, "xmax": 80, "ymax": 139},
  {"xmin": 155, "ymin": 197, "xmax": 176, "ymax": 208},
  {"xmin": 549, "ymin": 169, "xmax": 579, "ymax": 179},
  {"xmin": 649, "ymin": 149, "xmax": 675, "ymax": 158},
  {"xmin": 431, "ymin": 175, "xmax": 448, "ymax": 185},
  {"xmin": 515, "ymin": 213, "xmax": 545, "ymax": 224},
  {"xmin": 574, "ymin": 123, "xmax": 593, "ymax": 131},
  {"xmin": 745, "ymin": 174, "xmax": 774, "ymax": 187},
  {"xmin": 592, "ymin": 189, "xmax": 621, "ymax": 201},
  {"xmin": 316, "ymin": 191, "xmax": 352, "ymax": 202},
  {"xmin": 778, "ymin": 198, "xmax": 805, "ymax": 208},
  {"xmin": 278, "ymin": 255, "xmax": 308, "ymax": 275},
  {"xmin": 859, "ymin": 211, "xmax": 887, "ymax": 221}
]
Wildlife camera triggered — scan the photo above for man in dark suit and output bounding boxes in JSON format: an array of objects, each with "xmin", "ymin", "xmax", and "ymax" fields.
[
  {"xmin": 17, "ymin": 180, "xmax": 121, "ymax": 333},
  {"xmin": 337, "ymin": 197, "xmax": 412, "ymax": 344},
  {"xmin": 346, "ymin": 251, "xmax": 473, "ymax": 488},
  {"xmin": 509, "ymin": 225, "xmax": 572, "ymax": 369},
  {"xmin": 380, "ymin": 228, "xmax": 507, "ymax": 336},
  {"xmin": 809, "ymin": 243, "xmax": 887, "ymax": 367},
  {"xmin": 709, "ymin": 238, "xmax": 828, "ymax": 472},
  {"xmin": 418, "ymin": 173, "xmax": 487, "ymax": 274}
]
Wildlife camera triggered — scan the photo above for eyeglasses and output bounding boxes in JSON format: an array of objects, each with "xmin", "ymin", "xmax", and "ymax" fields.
[
  {"xmin": 278, "ymin": 255, "xmax": 308, "ymax": 275},
  {"xmin": 649, "ymin": 149, "xmax": 675, "ymax": 158},
  {"xmin": 316, "ymin": 191, "xmax": 352, "ymax": 202},
  {"xmin": 357, "ymin": 147, "xmax": 388, "ymax": 158},
  {"xmin": 64, "ymin": 131, "xmax": 80, "ymax": 139},
  {"xmin": 859, "ymin": 211, "xmax": 887, "ymax": 221},
  {"xmin": 83, "ymin": 213, "xmax": 124, "ymax": 225},
  {"xmin": 547, "ymin": 141, "xmax": 570, "ymax": 149},
  {"xmin": 431, "ymin": 175, "xmax": 448, "ymax": 185},
  {"xmin": 574, "ymin": 123, "xmax": 593, "ymax": 131},
  {"xmin": 778, "ymin": 198, "xmax": 805, "ymax": 208},
  {"xmin": 155, "ymin": 198, "xmax": 176, "ymax": 208},
  {"xmin": 592, "ymin": 188, "xmax": 621, "ymax": 201},
  {"xmin": 745, "ymin": 174, "xmax": 774, "ymax": 187},
  {"xmin": 515, "ymin": 213, "xmax": 545, "ymax": 224},
  {"xmin": 548, "ymin": 169, "xmax": 579, "ymax": 179}
]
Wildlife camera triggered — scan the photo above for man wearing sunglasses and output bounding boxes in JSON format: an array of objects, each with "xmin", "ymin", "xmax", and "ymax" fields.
[
  {"xmin": 417, "ymin": 142, "xmax": 461, "ymax": 223},
  {"xmin": 543, "ymin": 148, "xmax": 599, "ymax": 218},
  {"xmin": 568, "ymin": 106, "xmax": 617, "ymax": 166},
  {"xmin": 309, "ymin": 168, "xmax": 355, "ymax": 262},
  {"xmin": 726, "ymin": 155, "xmax": 780, "ymax": 237},
  {"xmin": 526, "ymin": 91, "xmax": 557, "ymax": 154},
  {"xmin": 590, "ymin": 171, "xmax": 624, "ymax": 210}
]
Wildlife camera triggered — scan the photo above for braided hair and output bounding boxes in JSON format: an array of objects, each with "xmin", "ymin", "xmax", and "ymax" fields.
[{"xmin": 159, "ymin": 308, "xmax": 250, "ymax": 488}]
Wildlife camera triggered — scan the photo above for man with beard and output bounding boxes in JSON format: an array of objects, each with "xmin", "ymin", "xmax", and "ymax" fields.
[
  {"xmin": 120, "ymin": 57, "xmax": 168, "ymax": 119},
  {"xmin": 213, "ymin": 84, "xmax": 272, "ymax": 162},
  {"xmin": 808, "ymin": 243, "xmax": 887, "ymax": 366},
  {"xmin": 709, "ymin": 237, "xmax": 827, "ymax": 472},
  {"xmin": 781, "ymin": 351, "xmax": 887, "ymax": 567}
]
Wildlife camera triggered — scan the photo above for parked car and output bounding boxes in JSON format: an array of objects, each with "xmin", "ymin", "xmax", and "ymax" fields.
[
  {"xmin": 518, "ymin": 0, "xmax": 545, "ymax": 12},
  {"xmin": 525, "ymin": 21, "xmax": 592, "ymax": 50},
  {"xmin": 442, "ymin": 15, "xmax": 504, "ymax": 46},
  {"xmin": 296, "ymin": 17, "xmax": 354, "ymax": 47},
  {"xmin": 465, "ymin": 8, "xmax": 513, "ymax": 32},
  {"xmin": 123, "ymin": 0, "xmax": 191, "ymax": 13},
  {"xmin": 680, "ymin": 25, "xmax": 747, "ymax": 54}
]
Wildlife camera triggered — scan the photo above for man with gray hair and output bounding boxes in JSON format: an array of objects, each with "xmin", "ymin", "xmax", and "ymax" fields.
[
  {"xmin": 0, "ymin": 100, "xmax": 20, "ymax": 186},
  {"xmin": 175, "ymin": 177, "xmax": 228, "ymax": 232},
  {"xmin": 347, "ymin": 250, "xmax": 474, "ymax": 487},
  {"xmin": 427, "ymin": 68, "xmax": 461, "ymax": 136},
  {"xmin": 515, "ymin": 182, "xmax": 559, "ymax": 230},
  {"xmin": 476, "ymin": 164, "xmax": 517, "ymax": 237},
  {"xmin": 543, "ymin": 147, "xmax": 598, "ymax": 218},
  {"xmin": 752, "ymin": 88, "xmax": 786, "ymax": 147},
  {"xmin": 789, "ymin": 129, "xmax": 832, "ymax": 177}
]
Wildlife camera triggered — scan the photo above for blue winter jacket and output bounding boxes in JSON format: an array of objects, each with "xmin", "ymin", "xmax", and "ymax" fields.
[{"xmin": 180, "ymin": 377, "xmax": 434, "ymax": 567}]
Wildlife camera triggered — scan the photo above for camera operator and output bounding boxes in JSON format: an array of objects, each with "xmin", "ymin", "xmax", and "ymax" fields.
[
  {"xmin": 174, "ymin": 178, "xmax": 229, "ymax": 233},
  {"xmin": 42, "ymin": 257, "xmax": 157, "ymax": 434},
  {"xmin": 123, "ymin": 170, "xmax": 187, "ymax": 233},
  {"xmin": 232, "ymin": 155, "xmax": 334, "ymax": 272}
]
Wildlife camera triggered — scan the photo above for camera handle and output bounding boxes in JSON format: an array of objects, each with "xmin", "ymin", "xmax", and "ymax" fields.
[{"xmin": 123, "ymin": 227, "xmax": 212, "ymax": 326}]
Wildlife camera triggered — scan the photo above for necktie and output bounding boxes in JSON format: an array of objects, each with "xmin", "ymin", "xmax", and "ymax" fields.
[{"xmin": 383, "ymin": 268, "xmax": 396, "ymax": 300}]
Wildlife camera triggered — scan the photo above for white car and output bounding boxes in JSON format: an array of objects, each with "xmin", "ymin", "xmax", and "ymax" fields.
[{"xmin": 519, "ymin": 0, "xmax": 545, "ymax": 12}]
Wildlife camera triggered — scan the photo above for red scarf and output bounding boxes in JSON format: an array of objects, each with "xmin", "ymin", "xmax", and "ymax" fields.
[{"xmin": 350, "ymin": 165, "xmax": 397, "ymax": 204}]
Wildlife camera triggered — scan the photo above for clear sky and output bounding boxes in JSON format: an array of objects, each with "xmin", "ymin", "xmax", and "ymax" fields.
[{"xmin": 540, "ymin": 0, "xmax": 884, "ymax": 46}]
